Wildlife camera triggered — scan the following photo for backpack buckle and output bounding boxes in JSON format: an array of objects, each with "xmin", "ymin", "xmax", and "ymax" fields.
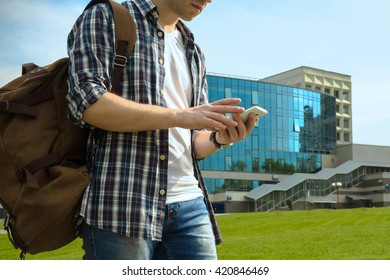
[
  {"xmin": 0, "ymin": 100, "xmax": 10, "ymax": 112},
  {"xmin": 114, "ymin": 55, "xmax": 127, "ymax": 67},
  {"xmin": 4, "ymin": 213, "xmax": 10, "ymax": 230}
]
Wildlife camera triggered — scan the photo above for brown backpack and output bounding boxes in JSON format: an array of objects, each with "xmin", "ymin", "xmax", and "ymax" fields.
[{"xmin": 0, "ymin": 0, "xmax": 135, "ymax": 259}]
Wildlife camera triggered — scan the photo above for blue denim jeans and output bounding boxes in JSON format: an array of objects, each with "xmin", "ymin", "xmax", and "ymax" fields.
[{"xmin": 80, "ymin": 197, "xmax": 217, "ymax": 260}]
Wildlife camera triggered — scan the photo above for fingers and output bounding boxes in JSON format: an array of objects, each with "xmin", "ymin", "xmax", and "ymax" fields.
[
  {"xmin": 184, "ymin": 99, "xmax": 246, "ymax": 131},
  {"xmin": 228, "ymin": 114, "xmax": 247, "ymax": 140},
  {"xmin": 210, "ymin": 98, "xmax": 242, "ymax": 106},
  {"xmin": 234, "ymin": 114, "xmax": 248, "ymax": 139},
  {"xmin": 244, "ymin": 113, "xmax": 258, "ymax": 134},
  {"xmin": 208, "ymin": 98, "xmax": 245, "ymax": 115},
  {"xmin": 195, "ymin": 99, "xmax": 244, "ymax": 130},
  {"xmin": 218, "ymin": 126, "xmax": 237, "ymax": 142},
  {"xmin": 221, "ymin": 113, "xmax": 258, "ymax": 142},
  {"xmin": 201, "ymin": 113, "xmax": 237, "ymax": 131}
]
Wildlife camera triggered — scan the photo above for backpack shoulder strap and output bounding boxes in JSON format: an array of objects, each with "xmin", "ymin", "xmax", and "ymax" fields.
[
  {"xmin": 110, "ymin": 0, "xmax": 136, "ymax": 56},
  {"xmin": 109, "ymin": 0, "xmax": 136, "ymax": 93},
  {"xmin": 85, "ymin": 0, "xmax": 136, "ymax": 93}
]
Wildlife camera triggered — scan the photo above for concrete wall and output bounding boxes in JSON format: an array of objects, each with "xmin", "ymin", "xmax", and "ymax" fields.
[
  {"xmin": 351, "ymin": 144, "xmax": 390, "ymax": 164},
  {"xmin": 225, "ymin": 201, "xmax": 252, "ymax": 213},
  {"xmin": 209, "ymin": 191, "xmax": 253, "ymax": 213},
  {"xmin": 335, "ymin": 144, "xmax": 390, "ymax": 166}
]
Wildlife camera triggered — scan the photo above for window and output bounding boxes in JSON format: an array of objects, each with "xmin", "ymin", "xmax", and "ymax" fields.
[
  {"xmin": 344, "ymin": 133, "xmax": 350, "ymax": 142},
  {"xmin": 334, "ymin": 90, "xmax": 339, "ymax": 99},
  {"xmin": 343, "ymin": 119, "xmax": 349, "ymax": 128},
  {"xmin": 225, "ymin": 88, "xmax": 232, "ymax": 98},
  {"xmin": 252, "ymin": 90, "xmax": 259, "ymax": 105},
  {"xmin": 225, "ymin": 156, "xmax": 232, "ymax": 170},
  {"xmin": 342, "ymin": 91, "xmax": 349, "ymax": 101},
  {"xmin": 294, "ymin": 119, "xmax": 301, "ymax": 132},
  {"xmin": 277, "ymin": 94, "xmax": 283, "ymax": 108},
  {"xmin": 252, "ymin": 136, "xmax": 259, "ymax": 149}
]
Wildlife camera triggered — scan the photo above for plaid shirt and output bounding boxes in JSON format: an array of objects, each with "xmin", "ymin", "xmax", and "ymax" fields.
[{"xmin": 66, "ymin": 0, "xmax": 222, "ymax": 244}]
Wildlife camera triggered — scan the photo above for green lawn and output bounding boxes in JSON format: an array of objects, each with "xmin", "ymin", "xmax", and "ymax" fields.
[
  {"xmin": 1, "ymin": 207, "xmax": 390, "ymax": 260},
  {"xmin": 216, "ymin": 207, "xmax": 390, "ymax": 260}
]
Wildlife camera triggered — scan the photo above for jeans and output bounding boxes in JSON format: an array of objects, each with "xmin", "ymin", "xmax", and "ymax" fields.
[{"xmin": 80, "ymin": 197, "xmax": 217, "ymax": 260}]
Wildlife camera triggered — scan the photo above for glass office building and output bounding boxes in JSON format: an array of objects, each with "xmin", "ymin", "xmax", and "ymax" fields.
[{"xmin": 200, "ymin": 74, "xmax": 337, "ymax": 194}]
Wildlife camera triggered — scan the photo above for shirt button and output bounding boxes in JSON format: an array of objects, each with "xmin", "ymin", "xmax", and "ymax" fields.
[
  {"xmin": 158, "ymin": 58, "xmax": 164, "ymax": 65},
  {"xmin": 157, "ymin": 31, "xmax": 163, "ymax": 37},
  {"xmin": 160, "ymin": 155, "xmax": 166, "ymax": 161},
  {"xmin": 159, "ymin": 189, "xmax": 166, "ymax": 196},
  {"xmin": 159, "ymin": 90, "xmax": 164, "ymax": 95},
  {"xmin": 152, "ymin": 11, "xmax": 158, "ymax": 18}
]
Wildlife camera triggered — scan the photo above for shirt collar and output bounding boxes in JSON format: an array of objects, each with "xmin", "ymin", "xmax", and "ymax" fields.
[
  {"xmin": 131, "ymin": 0, "xmax": 157, "ymax": 17},
  {"xmin": 131, "ymin": 0, "xmax": 195, "ymax": 46},
  {"xmin": 177, "ymin": 20, "xmax": 195, "ymax": 47}
]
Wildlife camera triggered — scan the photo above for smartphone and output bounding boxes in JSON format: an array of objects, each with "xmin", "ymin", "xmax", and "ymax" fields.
[{"xmin": 239, "ymin": 106, "xmax": 268, "ymax": 122}]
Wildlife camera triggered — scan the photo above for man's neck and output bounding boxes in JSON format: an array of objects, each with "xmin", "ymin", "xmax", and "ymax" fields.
[{"xmin": 152, "ymin": 0, "xmax": 179, "ymax": 32}]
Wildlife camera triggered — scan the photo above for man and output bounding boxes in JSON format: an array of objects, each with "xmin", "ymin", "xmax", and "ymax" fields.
[{"xmin": 67, "ymin": 0, "xmax": 258, "ymax": 260}]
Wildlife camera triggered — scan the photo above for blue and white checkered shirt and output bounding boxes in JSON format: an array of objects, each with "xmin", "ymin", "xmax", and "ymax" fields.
[{"xmin": 66, "ymin": 0, "xmax": 222, "ymax": 244}]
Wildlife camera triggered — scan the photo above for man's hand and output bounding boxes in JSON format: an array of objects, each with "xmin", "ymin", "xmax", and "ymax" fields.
[
  {"xmin": 216, "ymin": 112, "xmax": 258, "ymax": 145},
  {"xmin": 193, "ymin": 110, "xmax": 259, "ymax": 159},
  {"xmin": 176, "ymin": 98, "xmax": 245, "ymax": 131}
]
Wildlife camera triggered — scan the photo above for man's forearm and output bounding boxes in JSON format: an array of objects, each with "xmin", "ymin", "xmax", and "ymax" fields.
[
  {"xmin": 82, "ymin": 93, "xmax": 244, "ymax": 133},
  {"xmin": 82, "ymin": 92, "xmax": 180, "ymax": 132},
  {"xmin": 193, "ymin": 130, "xmax": 220, "ymax": 159}
]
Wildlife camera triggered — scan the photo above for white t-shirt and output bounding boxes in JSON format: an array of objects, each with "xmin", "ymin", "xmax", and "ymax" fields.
[{"xmin": 163, "ymin": 28, "xmax": 203, "ymax": 204}]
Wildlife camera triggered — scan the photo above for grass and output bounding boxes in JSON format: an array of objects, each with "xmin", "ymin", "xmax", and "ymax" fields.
[
  {"xmin": 216, "ymin": 207, "xmax": 390, "ymax": 260},
  {"xmin": 0, "ymin": 236, "xmax": 83, "ymax": 260},
  {"xmin": 1, "ymin": 207, "xmax": 390, "ymax": 260}
]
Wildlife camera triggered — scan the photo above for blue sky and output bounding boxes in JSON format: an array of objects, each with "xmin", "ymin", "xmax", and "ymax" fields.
[{"xmin": 1, "ymin": 0, "xmax": 389, "ymax": 146}]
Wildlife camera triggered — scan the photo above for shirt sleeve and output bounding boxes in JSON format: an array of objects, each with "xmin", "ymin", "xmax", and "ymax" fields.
[
  {"xmin": 66, "ymin": 3, "xmax": 115, "ymax": 128},
  {"xmin": 199, "ymin": 48, "xmax": 209, "ymax": 106},
  {"xmin": 193, "ymin": 49, "xmax": 210, "ymax": 160}
]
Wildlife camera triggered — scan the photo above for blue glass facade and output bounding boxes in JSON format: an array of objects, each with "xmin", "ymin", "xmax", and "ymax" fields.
[{"xmin": 200, "ymin": 75, "xmax": 337, "ymax": 194}]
